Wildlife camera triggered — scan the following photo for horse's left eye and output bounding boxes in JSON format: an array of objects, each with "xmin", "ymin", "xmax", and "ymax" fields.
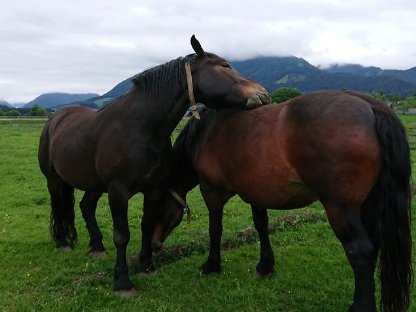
[{"xmin": 221, "ymin": 63, "xmax": 231, "ymax": 68}]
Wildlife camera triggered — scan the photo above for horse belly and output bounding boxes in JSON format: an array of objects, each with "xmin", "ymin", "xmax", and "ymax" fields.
[
  {"xmin": 53, "ymin": 152, "xmax": 104, "ymax": 191},
  {"xmin": 237, "ymin": 177, "xmax": 317, "ymax": 210}
]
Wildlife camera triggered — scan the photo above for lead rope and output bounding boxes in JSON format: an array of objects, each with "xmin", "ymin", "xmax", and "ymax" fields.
[
  {"xmin": 184, "ymin": 62, "xmax": 200, "ymax": 120},
  {"xmin": 169, "ymin": 189, "xmax": 191, "ymax": 224}
]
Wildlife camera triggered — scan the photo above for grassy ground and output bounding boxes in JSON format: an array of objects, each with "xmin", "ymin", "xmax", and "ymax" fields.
[{"xmin": 0, "ymin": 116, "xmax": 415, "ymax": 311}]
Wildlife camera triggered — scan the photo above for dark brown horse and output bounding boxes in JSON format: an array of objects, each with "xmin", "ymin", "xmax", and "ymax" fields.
[
  {"xmin": 38, "ymin": 36, "xmax": 271, "ymax": 295},
  {"xmin": 156, "ymin": 91, "xmax": 412, "ymax": 312}
]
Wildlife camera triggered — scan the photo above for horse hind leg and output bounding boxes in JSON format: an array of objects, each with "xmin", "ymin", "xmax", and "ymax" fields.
[
  {"xmin": 80, "ymin": 192, "xmax": 105, "ymax": 255},
  {"xmin": 323, "ymin": 201, "xmax": 378, "ymax": 312},
  {"xmin": 47, "ymin": 177, "xmax": 77, "ymax": 249},
  {"xmin": 251, "ymin": 205, "xmax": 275, "ymax": 276}
]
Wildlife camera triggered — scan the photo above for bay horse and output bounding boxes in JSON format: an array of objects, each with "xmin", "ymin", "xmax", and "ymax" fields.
[
  {"xmin": 155, "ymin": 91, "xmax": 412, "ymax": 312},
  {"xmin": 37, "ymin": 35, "xmax": 271, "ymax": 296}
]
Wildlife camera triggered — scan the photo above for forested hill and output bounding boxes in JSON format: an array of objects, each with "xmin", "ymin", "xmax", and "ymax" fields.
[
  {"xmin": 0, "ymin": 100, "xmax": 12, "ymax": 108},
  {"xmin": 23, "ymin": 93, "xmax": 99, "ymax": 109},
  {"xmin": 86, "ymin": 56, "xmax": 416, "ymax": 108},
  {"xmin": 231, "ymin": 57, "xmax": 416, "ymax": 97},
  {"xmin": 325, "ymin": 64, "xmax": 416, "ymax": 85}
]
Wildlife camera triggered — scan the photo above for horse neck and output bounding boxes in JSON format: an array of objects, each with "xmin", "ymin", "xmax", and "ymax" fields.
[
  {"xmin": 158, "ymin": 92, "xmax": 191, "ymax": 139},
  {"xmin": 118, "ymin": 81, "xmax": 191, "ymax": 141},
  {"xmin": 169, "ymin": 124, "xmax": 200, "ymax": 195}
]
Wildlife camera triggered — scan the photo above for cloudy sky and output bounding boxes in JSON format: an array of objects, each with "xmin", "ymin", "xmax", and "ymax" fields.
[{"xmin": 1, "ymin": 0, "xmax": 415, "ymax": 103}]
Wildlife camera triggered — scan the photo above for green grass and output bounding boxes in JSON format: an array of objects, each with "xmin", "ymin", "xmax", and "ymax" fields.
[{"xmin": 0, "ymin": 117, "xmax": 415, "ymax": 311}]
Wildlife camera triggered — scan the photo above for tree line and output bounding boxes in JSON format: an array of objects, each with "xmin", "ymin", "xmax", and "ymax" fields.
[
  {"xmin": 271, "ymin": 87, "xmax": 416, "ymax": 113},
  {"xmin": 0, "ymin": 105, "xmax": 50, "ymax": 117},
  {"xmin": 1, "ymin": 90, "xmax": 415, "ymax": 117}
]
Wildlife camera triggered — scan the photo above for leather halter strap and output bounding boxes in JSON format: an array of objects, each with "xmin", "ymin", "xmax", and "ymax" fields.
[
  {"xmin": 184, "ymin": 62, "xmax": 200, "ymax": 120},
  {"xmin": 169, "ymin": 189, "xmax": 191, "ymax": 224}
]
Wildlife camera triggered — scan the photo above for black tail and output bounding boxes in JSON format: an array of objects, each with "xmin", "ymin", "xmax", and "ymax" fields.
[
  {"xmin": 371, "ymin": 102, "xmax": 412, "ymax": 311},
  {"xmin": 49, "ymin": 182, "xmax": 77, "ymax": 248},
  {"xmin": 39, "ymin": 118, "xmax": 77, "ymax": 249}
]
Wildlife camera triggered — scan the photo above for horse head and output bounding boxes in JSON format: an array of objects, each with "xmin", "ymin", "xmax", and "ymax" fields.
[
  {"xmin": 149, "ymin": 190, "xmax": 186, "ymax": 252},
  {"xmin": 188, "ymin": 35, "xmax": 271, "ymax": 109}
]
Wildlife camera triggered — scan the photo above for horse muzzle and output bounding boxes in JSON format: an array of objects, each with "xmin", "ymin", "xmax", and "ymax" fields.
[{"xmin": 246, "ymin": 92, "xmax": 272, "ymax": 108}]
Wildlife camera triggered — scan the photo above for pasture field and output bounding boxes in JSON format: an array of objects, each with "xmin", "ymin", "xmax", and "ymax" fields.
[{"xmin": 0, "ymin": 116, "xmax": 415, "ymax": 311}]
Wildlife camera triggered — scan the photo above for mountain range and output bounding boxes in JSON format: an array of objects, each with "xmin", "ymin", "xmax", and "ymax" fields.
[
  {"xmin": 232, "ymin": 57, "xmax": 416, "ymax": 96},
  {"xmin": 3, "ymin": 56, "xmax": 416, "ymax": 110},
  {"xmin": 84, "ymin": 56, "xmax": 416, "ymax": 108},
  {"xmin": 22, "ymin": 93, "xmax": 99, "ymax": 109},
  {"xmin": 0, "ymin": 100, "xmax": 13, "ymax": 108}
]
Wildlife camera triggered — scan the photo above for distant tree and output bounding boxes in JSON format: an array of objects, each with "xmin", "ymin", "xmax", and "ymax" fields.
[
  {"xmin": 390, "ymin": 92, "xmax": 402, "ymax": 103},
  {"xmin": 370, "ymin": 91, "xmax": 388, "ymax": 103},
  {"xmin": 0, "ymin": 109, "xmax": 4, "ymax": 116},
  {"xmin": 28, "ymin": 105, "xmax": 48, "ymax": 116},
  {"xmin": 5, "ymin": 109, "xmax": 21, "ymax": 116},
  {"xmin": 271, "ymin": 87, "xmax": 302, "ymax": 103}
]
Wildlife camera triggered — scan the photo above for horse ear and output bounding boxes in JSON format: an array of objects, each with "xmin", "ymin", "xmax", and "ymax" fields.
[{"xmin": 191, "ymin": 35, "xmax": 205, "ymax": 56}]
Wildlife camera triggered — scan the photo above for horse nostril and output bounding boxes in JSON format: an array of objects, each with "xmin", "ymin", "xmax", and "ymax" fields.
[
  {"xmin": 246, "ymin": 94, "xmax": 262, "ymax": 108},
  {"xmin": 260, "ymin": 92, "xmax": 272, "ymax": 104},
  {"xmin": 246, "ymin": 92, "xmax": 272, "ymax": 108}
]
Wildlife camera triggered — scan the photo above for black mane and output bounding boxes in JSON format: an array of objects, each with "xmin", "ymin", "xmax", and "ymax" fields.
[{"xmin": 132, "ymin": 56, "xmax": 191, "ymax": 96}]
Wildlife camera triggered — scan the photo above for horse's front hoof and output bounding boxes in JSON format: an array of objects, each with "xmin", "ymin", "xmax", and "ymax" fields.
[
  {"xmin": 114, "ymin": 275, "xmax": 135, "ymax": 294},
  {"xmin": 137, "ymin": 262, "xmax": 155, "ymax": 275},
  {"xmin": 89, "ymin": 241, "xmax": 105, "ymax": 253},
  {"xmin": 56, "ymin": 240, "xmax": 72, "ymax": 250},
  {"xmin": 200, "ymin": 261, "xmax": 221, "ymax": 275},
  {"xmin": 89, "ymin": 250, "xmax": 106, "ymax": 259},
  {"xmin": 255, "ymin": 263, "xmax": 275, "ymax": 277},
  {"xmin": 348, "ymin": 303, "xmax": 376, "ymax": 312},
  {"xmin": 114, "ymin": 288, "xmax": 139, "ymax": 297},
  {"xmin": 59, "ymin": 246, "xmax": 72, "ymax": 252}
]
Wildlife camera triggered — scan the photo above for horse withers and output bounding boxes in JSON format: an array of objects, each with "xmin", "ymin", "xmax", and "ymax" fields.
[
  {"xmin": 37, "ymin": 35, "xmax": 271, "ymax": 296},
  {"xmin": 155, "ymin": 91, "xmax": 412, "ymax": 312}
]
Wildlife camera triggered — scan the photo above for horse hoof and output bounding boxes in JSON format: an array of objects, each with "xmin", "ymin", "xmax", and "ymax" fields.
[
  {"xmin": 200, "ymin": 262, "xmax": 221, "ymax": 275},
  {"xmin": 137, "ymin": 262, "xmax": 155, "ymax": 275},
  {"xmin": 60, "ymin": 246, "xmax": 72, "ymax": 252},
  {"xmin": 255, "ymin": 264, "xmax": 275, "ymax": 277},
  {"xmin": 138, "ymin": 270, "xmax": 156, "ymax": 277},
  {"xmin": 255, "ymin": 270, "xmax": 274, "ymax": 278},
  {"xmin": 114, "ymin": 288, "xmax": 139, "ymax": 297},
  {"xmin": 89, "ymin": 251, "xmax": 106, "ymax": 259}
]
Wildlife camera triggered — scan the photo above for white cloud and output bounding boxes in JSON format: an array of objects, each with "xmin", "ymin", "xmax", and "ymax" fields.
[{"xmin": 0, "ymin": 0, "xmax": 415, "ymax": 102}]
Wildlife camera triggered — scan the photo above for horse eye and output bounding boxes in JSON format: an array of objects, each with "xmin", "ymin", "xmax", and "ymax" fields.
[{"xmin": 220, "ymin": 63, "xmax": 231, "ymax": 68}]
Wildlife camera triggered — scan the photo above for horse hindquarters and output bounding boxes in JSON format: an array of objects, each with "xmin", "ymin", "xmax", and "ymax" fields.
[{"xmin": 322, "ymin": 103, "xmax": 412, "ymax": 312}]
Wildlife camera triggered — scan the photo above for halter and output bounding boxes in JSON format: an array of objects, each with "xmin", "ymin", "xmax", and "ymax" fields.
[
  {"xmin": 184, "ymin": 62, "xmax": 200, "ymax": 120},
  {"xmin": 169, "ymin": 189, "xmax": 191, "ymax": 224}
]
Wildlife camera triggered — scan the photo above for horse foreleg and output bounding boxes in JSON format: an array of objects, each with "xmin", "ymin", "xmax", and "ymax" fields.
[
  {"xmin": 108, "ymin": 184, "xmax": 137, "ymax": 296},
  {"xmin": 137, "ymin": 190, "xmax": 163, "ymax": 274},
  {"xmin": 80, "ymin": 192, "xmax": 105, "ymax": 255},
  {"xmin": 200, "ymin": 181, "xmax": 231, "ymax": 274},
  {"xmin": 324, "ymin": 201, "xmax": 377, "ymax": 312},
  {"xmin": 251, "ymin": 205, "xmax": 275, "ymax": 276}
]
